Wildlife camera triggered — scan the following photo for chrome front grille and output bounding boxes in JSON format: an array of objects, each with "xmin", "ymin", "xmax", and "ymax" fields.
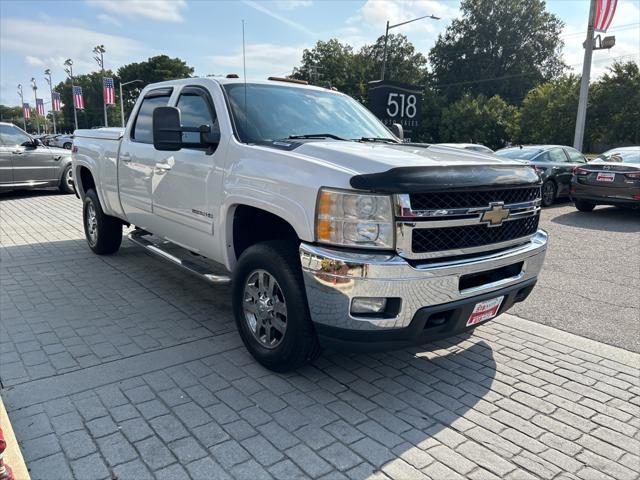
[{"xmin": 395, "ymin": 187, "xmax": 542, "ymax": 260}]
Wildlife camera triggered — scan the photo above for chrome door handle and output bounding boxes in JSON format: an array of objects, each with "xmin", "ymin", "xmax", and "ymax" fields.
[
  {"xmin": 120, "ymin": 154, "xmax": 132, "ymax": 163},
  {"xmin": 12, "ymin": 150, "xmax": 23, "ymax": 154},
  {"xmin": 155, "ymin": 163, "xmax": 171, "ymax": 173}
]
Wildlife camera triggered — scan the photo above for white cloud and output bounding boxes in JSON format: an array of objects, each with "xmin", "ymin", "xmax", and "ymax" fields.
[
  {"xmin": 562, "ymin": 0, "xmax": 640, "ymax": 79},
  {"xmin": 25, "ymin": 56, "xmax": 45, "ymax": 67},
  {"xmin": 1, "ymin": 18, "xmax": 144, "ymax": 74},
  {"xmin": 97, "ymin": 13, "xmax": 123, "ymax": 28},
  {"xmin": 360, "ymin": 0, "xmax": 458, "ymax": 33},
  {"xmin": 274, "ymin": 0, "xmax": 312, "ymax": 10},
  {"xmin": 208, "ymin": 43, "xmax": 307, "ymax": 78},
  {"xmin": 243, "ymin": 0, "xmax": 316, "ymax": 36},
  {"xmin": 87, "ymin": 0, "xmax": 187, "ymax": 23}
]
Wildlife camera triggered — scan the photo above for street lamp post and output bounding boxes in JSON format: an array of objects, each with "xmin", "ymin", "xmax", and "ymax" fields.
[
  {"xmin": 380, "ymin": 13, "xmax": 439, "ymax": 81},
  {"xmin": 17, "ymin": 84, "xmax": 26, "ymax": 130},
  {"xmin": 44, "ymin": 69, "xmax": 57, "ymax": 134},
  {"xmin": 119, "ymin": 79, "xmax": 143, "ymax": 127},
  {"xmin": 30, "ymin": 78, "xmax": 40, "ymax": 134},
  {"xmin": 93, "ymin": 44, "xmax": 108, "ymax": 127},
  {"xmin": 64, "ymin": 59, "xmax": 78, "ymax": 131}
]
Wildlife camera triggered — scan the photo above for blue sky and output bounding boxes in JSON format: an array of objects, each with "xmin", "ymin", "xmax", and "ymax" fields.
[{"xmin": 1, "ymin": 0, "xmax": 638, "ymax": 107}]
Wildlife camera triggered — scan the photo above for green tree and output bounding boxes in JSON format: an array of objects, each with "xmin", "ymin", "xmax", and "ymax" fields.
[
  {"xmin": 118, "ymin": 55, "xmax": 194, "ymax": 119},
  {"xmin": 588, "ymin": 61, "xmax": 640, "ymax": 148},
  {"xmin": 430, "ymin": 0, "xmax": 565, "ymax": 102},
  {"xmin": 358, "ymin": 33, "xmax": 428, "ymax": 86},
  {"xmin": 0, "ymin": 104, "xmax": 51, "ymax": 133},
  {"xmin": 517, "ymin": 75, "xmax": 579, "ymax": 145},
  {"xmin": 439, "ymin": 94, "xmax": 517, "ymax": 149}
]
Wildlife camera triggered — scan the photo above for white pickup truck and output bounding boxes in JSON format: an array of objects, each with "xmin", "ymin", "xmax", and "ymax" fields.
[{"xmin": 72, "ymin": 76, "xmax": 547, "ymax": 371}]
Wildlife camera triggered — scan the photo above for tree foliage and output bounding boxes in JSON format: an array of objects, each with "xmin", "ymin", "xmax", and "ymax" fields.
[
  {"xmin": 429, "ymin": 0, "xmax": 565, "ymax": 102},
  {"xmin": 439, "ymin": 94, "xmax": 517, "ymax": 149}
]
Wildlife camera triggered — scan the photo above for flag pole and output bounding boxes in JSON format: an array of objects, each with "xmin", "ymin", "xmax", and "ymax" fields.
[
  {"xmin": 573, "ymin": 0, "xmax": 597, "ymax": 151},
  {"xmin": 45, "ymin": 69, "xmax": 57, "ymax": 135},
  {"xmin": 64, "ymin": 59, "xmax": 78, "ymax": 132},
  {"xmin": 17, "ymin": 84, "xmax": 26, "ymax": 130},
  {"xmin": 30, "ymin": 78, "xmax": 40, "ymax": 135}
]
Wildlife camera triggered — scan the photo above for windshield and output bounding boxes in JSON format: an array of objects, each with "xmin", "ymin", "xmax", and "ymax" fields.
[
  {"xmin": 223, "ymin": 83, "xmax": 396, "ymax": 144},
  {"xmin": 495, "ymin": 147, "xmax": 542, "ymax": 160},
  {"xmin": 594, "ymin": 149, "xmax": 640, "ymax": 164}
]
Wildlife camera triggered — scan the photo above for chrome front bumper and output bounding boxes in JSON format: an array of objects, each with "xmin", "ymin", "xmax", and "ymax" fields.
[{"xmin": 299, "ymin": 230, "xmax": 548, "ymax": 332}]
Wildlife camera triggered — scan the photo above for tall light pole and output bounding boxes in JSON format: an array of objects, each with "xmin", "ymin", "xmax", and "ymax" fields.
[
  {"xmin": 30, "ymin": 78, "xmax": 40, "ymax": 134},
  {"xmin": 44, "ymin": 69, "xmax": 57, "ymax": 134},
  {"xmin": 17, "ymin": 84, "xmax": 26, "ymax": 130},
  {"xmin": 573, "ymin": 0, "xmax": 597, "ymax": 151},
  {"xmin": 93, "ymin": 44, "xmax": 108, "ymax": 127},
  {"xmin": 119, "ymin": 79, "xmax": 143, "ymax": 127},
  {"xmin": 380, "ymin": 13, "xmax": 439, "ymax": 80},
  {"xmin": 64, "ymin": 59, "xmax": 79, "ymax": 131}
]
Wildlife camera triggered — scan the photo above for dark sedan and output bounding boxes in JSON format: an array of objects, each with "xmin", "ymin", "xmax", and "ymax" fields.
[
  {"xmin": 495, "ymin": 145, "xmax": 588, "ymax": 207},
  {"xmin": 571, "ymin": 146, "xmax": 640, "ymax": 211}
]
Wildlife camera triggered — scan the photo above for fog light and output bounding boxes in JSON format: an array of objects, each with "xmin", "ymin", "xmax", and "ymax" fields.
[{"xmin": 351, "ymin": 297, "xmax": 387, "ymax": 315}]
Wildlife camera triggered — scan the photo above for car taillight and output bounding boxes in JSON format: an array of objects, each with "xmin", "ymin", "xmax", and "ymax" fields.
[
  {"xmin": 625, "ymin": 171, "xmax": 640, "ymax": 179},
  {"xmin": 573, "ymin": 167, "xmax": 589, "ymax": 175}
]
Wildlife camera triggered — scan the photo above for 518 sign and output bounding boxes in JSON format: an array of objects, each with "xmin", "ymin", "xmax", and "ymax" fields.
[{"xmin": 368, "ymin": 80, "xmax": 422, "ymax": 140}]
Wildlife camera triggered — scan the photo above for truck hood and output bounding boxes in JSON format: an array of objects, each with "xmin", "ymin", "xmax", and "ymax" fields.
[{"xmin": 293, "ymin": 141, "xmax": 540, "ymax": 192}]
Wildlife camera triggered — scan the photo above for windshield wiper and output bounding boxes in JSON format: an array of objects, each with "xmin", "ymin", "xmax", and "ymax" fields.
[
  {"xmin": 288, "ymin": 133, "xmax": 347, "ymax": 141},
  {"xmin": 358, "ymin": 137, "xmax": 399, "ymax": 144}
]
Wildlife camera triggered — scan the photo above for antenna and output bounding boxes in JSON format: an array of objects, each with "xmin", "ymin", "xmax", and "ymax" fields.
[{"xmin": 242, "ymin": 19, "xmax": 248, "ymax": 141}]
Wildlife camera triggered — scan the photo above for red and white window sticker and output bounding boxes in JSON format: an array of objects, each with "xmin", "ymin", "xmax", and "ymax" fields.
[{"xmin": 467, "ymin": 296, "xmax": 504, "ymax": 326}]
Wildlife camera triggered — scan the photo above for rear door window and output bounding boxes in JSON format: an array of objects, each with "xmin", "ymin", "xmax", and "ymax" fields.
[
  {"xmin": 131, "ymin": 91, "xmax": 172, "ymax": 143},
  {"xmin": 565, "ymin": 147, "xmax": 586, "ymax": 163},
  {"xmin": 548, "ymin": 148, "xmax": 568, "ymax": 162}
]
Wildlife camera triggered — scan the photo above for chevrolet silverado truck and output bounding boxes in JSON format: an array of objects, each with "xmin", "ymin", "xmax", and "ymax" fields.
[{"xmin": 72, "ymin": 77, "xmax": 547, "ymax": 372}]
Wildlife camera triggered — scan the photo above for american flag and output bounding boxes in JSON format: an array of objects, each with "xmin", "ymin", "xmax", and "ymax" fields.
[
  {"xmin": 73, "ymin": 86, "xmax": 84, "ymax": 110},
  {"xmin": 36, "ymin": 98, "xmax": 45, "ymax": 117},
  {"xmin": 23, "ymin": 103, "xmax": 30, "ymax": 119},
  {"xmin": 103, "ymin": 77, "xmax": 115, "ymax": 105},
  {"xmin": 595, "ymin": 0, "xmax": 617, "ymax": 32},
  {"xmin": 52, "ymin": 92, "xmax": 61, "ymax": 112}
]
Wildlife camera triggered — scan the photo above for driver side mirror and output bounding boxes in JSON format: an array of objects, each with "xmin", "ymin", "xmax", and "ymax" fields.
[
  {"xmin": 153, "ymin": 106, "xmax": 221, "ymax": 152},
  {"xmin": 391, "ymin": 123, "xmax": 404, "ymax": 141},
  {"xmin": 22, "ymin": 138, "xmax": 39, "ymax": 149}
]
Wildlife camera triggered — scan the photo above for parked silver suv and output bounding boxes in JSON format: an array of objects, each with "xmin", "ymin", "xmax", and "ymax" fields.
[{"xmin": 0, "ymin": 122, "xmax": 74, "ymax": 193}]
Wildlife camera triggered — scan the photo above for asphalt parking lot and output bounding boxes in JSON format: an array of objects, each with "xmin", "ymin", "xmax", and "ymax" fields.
[{"xmin": 1, "ymin": 190, "xmax": 639, "ymax": 480}]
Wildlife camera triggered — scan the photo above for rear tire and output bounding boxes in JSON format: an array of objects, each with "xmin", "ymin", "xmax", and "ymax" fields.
[
  {"xmin": 574, "ymin": 200, "xmax": 596, "ymax": 212},
  {"xmin": 232, "ymin": 241, "xmax": 321, "ymax": 372},
  {"xmin": 59, "ymin": 165, "xmax": 74, "ymax": 194},
  {"xmin": 83, "ymin": 189, "xmax": 122, "ymax": 254},
  {"xmin": 541, "ymin": 180, "xmax": 557, "ymax": 207}
]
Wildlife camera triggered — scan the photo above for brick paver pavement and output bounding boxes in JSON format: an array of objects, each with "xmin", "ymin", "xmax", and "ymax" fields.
[{"xmin": 1, "ymin": 192, "xmax": 639, "ymax": 480}]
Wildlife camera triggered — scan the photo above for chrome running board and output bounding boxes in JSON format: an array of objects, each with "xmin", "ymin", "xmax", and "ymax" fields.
[{"xmin": 128, "ymin": 230, "xmax": 231, "ymax": 285}]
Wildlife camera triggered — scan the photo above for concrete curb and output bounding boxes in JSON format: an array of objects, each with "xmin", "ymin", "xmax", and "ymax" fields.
[
  {"xmin": 498, "ymin": 313, "xmax": 640, "ymax": 368},
  {"xmin": 0, "ymin": 395, "xmax": 30, "ymax": 480}
]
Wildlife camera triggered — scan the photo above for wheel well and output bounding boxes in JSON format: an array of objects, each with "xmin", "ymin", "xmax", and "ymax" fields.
[
  {"xmin": 79, "ymin": 166, "xmax": 95, "ymax": 195},
  {"xmin": 233, "ymin": 206, "xmax": 299, "ymax": 260}
]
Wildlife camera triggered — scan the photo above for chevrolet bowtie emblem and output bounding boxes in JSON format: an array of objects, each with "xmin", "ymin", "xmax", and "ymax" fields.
[{"xmin": 481, "ymin": 203, "xmax": 510, "ymax": 227}]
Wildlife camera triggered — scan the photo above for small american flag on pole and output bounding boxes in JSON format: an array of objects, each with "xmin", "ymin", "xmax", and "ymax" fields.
[
  {"xmin": 103, "ymin": 77, "xmax": 115, "ymax": 105},
  {"xmin": 73, "ymin": 86, "xmax": 84, "ymax": 109},
  {"xmin": 36, "ymin": 98, "xmax": 45, "ymax": 117},
  {"xmin": 595, "ymin": 0, "xmax": 617, "ymax": 32},
  {"xmin": 23, "ymin": 103, "xmax": 30, "ymax": 119},
  {"xmin": 52, "ymin": 92, "xmax": 62, "ymax": 112}
]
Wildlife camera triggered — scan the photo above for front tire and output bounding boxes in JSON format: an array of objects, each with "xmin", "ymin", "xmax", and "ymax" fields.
[
  {"xmin": 59, "ymin": 165, "xmax": 74, "ymax": 194},
  {"xmin": 541, "ymin": 180, "xmax": 557, "ymax": 207},
  {"xmin": 83, "ymin": 189, "xmax": 122, "ymax": 254},
  {"xmin": 232, "ymin": 241, "xmax": 321, "ymax": 372},
  {"xmin": 574, "ymin": 199, "xmax": 596, "ymax": 212},
  {"xmin": 63, "ymin": 142, "xmax": 72, "ymax": 150}
]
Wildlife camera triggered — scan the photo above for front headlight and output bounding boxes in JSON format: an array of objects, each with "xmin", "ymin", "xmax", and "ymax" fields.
[{"xmin": 316, "ymin": 188, "xmax": 394, "ymax": 249}]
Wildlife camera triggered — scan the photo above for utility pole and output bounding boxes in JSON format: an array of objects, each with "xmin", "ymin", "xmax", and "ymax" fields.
[
  {"xmin": 17, "ymin": 84, "xmax": 26, "ymax": 130},
  {"xmin": 119, "ymin": 79, "xmax": 143, "ymax": 127},
  {"xmin": 44, "ymin": 69, "xmax": 57, "ymax": 134},
  {"xmin": 64, "ymin": 59, "xmax": 79, "ymax": 131},
  {"xmin": 93, "ymin": 45, "xmax": 108, "ymax": 127},
  {"xmin": 381, "ymin": 13, "xmax": 439, "ymax": 80},
  {"xmin": 573, "ymin": 0, "xmax": 597, "ymax": 151},
  {"xmin": 30, "ymin": 78, "xmax": 40, "ymax": 134}
]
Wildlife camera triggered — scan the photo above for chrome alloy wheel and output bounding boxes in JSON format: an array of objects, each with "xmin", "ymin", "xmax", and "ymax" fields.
[
  {"xmin": 86, "ymin": 202, "xmax": 98, "ymax": 245},
  {"xmin": 243, "ymin": 270, "xmax": 287, "ymax": 349},
  {"xmin": 65, "ymin": 167, "xmax": 73, "ymax": 191}
]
